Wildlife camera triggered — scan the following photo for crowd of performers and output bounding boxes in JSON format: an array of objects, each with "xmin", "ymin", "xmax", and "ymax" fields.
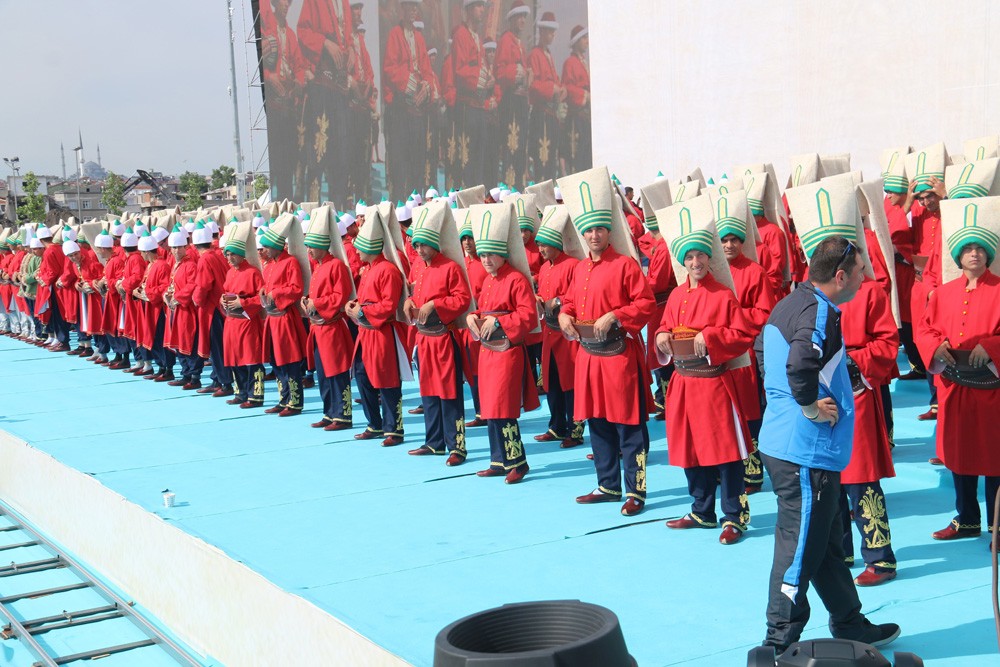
[
  {"xmin": 2, "ymin": 144, "xmax": 999, "ymax": 595},
  {"xmin": 260, "ymin": 0, "xmax": 592, "ymax": 203}
]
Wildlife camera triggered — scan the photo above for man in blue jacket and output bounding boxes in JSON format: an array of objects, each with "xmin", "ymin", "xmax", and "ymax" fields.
[{"xmin": 756, "ymin": 235, "xmax": 899, "ymax": 653}]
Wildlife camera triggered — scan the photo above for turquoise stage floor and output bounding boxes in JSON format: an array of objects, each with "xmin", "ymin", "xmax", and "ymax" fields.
[{"xmin": 1, "ymin": 335, "xmax": 996, "ymax": 666}]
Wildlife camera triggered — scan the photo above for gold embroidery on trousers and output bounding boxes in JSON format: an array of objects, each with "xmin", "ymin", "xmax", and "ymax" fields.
[
  {"xmin": 506, "ymin": 120, "xmax": 520, "ymax": 154},
  {"xmin": 859, "ymin": 486, "xmax": 891, "ymax": 549},
  {"xmin": 394, "ymin": 397, "xmax": 403, "ymax": 430},
  {"xmin": 744, "ymin": 450, "xmax": 763, "ymax": 483},
  {"xmin": 314, "ymin": 112, "xmax": 329, "ymax": 160},
  {"xmin": 634, "ymin": 450, "xmax": 647, "ymax": 493},
  {"xmin": 454, "ymin": 418, "xmax": 467, "ymax": 454},
  {"xmin": 275, "ymin": 378, "xmax": 286, "ymax": 407},
  {"xmin": 288, "ymin": 378, "xmax": 301, "ymax": 409},
  {"xmin": 538, "ymin": 124, "xmax": 550, "ymax": 166},
  {"xmin": 502, "ymin": 422, "xmax": 523, "ymax": 461},
  {"xmin": 738, "ymin": 493, "xmax": 751, "ymax": 527},
  {"xmin": 571, "ymin": 420, "xmax": 585, "ymax": 440},
  {"xmin": 252, "ymin": 367, "xmax": 265, "ymax": 400},
  {"xmin": 459, "ymin": 133, "xmax": 470, "ymax": 168},
  {"xmin": 341, "ymin": 385, "xmax": 353, "ymax": 418}
]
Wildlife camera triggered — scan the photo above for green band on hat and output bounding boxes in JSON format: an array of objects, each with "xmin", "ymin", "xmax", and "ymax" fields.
[
  {"xmin": 798, "ymin": 188, "xmax": 857, "ymax": 258},
  {"xmin": 304, "ymin": 232, "xmax": 331, "ymax": 249},
  {"xmin": 882, "ymin": 173, "xmax": 908, "ymax": 194},
  {"xmin": 260, "ymin": 227, "xmax": 287, "ymax": 251},
  {"xmin": 458, "ymin": 225, "xmax": 474, "ymax": 240},
  {"xmin": 948, "ymin": 202, "xmax": 999, "ymax": 266},
  {"xmin": 410, "ymin": 228, "xmax": 439, "ymax": 250},
  {"xmin": 716, "ymin": 217, "xmax": 747, "ymax": 242},
  {"xmin": 669, "ymin": 230, "xmax": 714, "ymax": 261},
  {"xmin": 224, "ymin": 239, "xmax": 247, "ymax": 257},
  {"xmin": 353, "ymin": 236, "xmax": 383, "ymax": 254},
  {"xmin": 475, "ymin": 239, "xmax": 508, "ymax": 257},
  {"xmin": 535, "ymin": 226, "xmax": 563, "ymax": 249},
  {"xmin": 747, "ymin": 197, "xmax": 765, "ymax": 216},
  {"xmin": 948, "ymin": 163, "xmax": 990, "ymax": 200},
  {"xmin": 644, "ymin": 212, "xmax": 659, "ymax": 232},
  {"xmin": 517, "ymin": 215, "xmax": 536, "ymax": 231}
]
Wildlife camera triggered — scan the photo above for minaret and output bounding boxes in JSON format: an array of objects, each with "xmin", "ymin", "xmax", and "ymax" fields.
[
  {"xmin": 97, "ymin": 143, "xmax": 102, "ymax": 168},
  {"xmin": 61, "ymin": 143, "xmax": 67, "ymax": 180},
  {"xmin": 77, "ymin": 129, "xmax": 84, "ymax": 178}
]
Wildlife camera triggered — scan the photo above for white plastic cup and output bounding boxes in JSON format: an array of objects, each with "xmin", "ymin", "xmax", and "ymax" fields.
[{"xmin": 163, "ymin": 492, "xmax": 176, "ymax": 508}]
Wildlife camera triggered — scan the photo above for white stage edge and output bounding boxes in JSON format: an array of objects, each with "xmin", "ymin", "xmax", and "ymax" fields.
[{"xmin": 0, "ymin": 431, "xmax": 409, "ymax": 667}]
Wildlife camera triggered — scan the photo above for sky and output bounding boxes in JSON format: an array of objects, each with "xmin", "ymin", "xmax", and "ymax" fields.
[{"xmin": 1, "ymin": 0, "xmax": 267, "ymax": 180}]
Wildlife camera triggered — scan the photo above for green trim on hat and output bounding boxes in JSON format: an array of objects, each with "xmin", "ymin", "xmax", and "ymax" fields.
[
  {"xmin": 948, "ymin": 163, "xmax": 990, "ymax": 200},
  {"xmin": 304, "ymin": 232, "xmax": 331, "ymax": 249},
  {"xmin": 715, "ymin": 198, "xmax": 747, "ymax": 242},
  {"xmin": 570, "ymin": 181, "xmax": 613, "ymax": 233},
  {"xmin": 644, "ymin": 211, "xmax": 659, "ymax": 232},
  {"xmin": 910, "ymin": 152, "xmax": 943, "ymax": 193},
  {"xmin": 515, "ymin": 199, "xmax": 536, "ymax": 231},
  {"xmin": 458, "ymin": 222, "xmax": 474, "ymax": 240},
  {"xmin": 534, "ymin": 225, "xmax": 563, "ymax": 249},
  {"xmin": 798, "ymin": 188, "xmax": 857, "ymax": 258},
  {"xmin": 353, "ymin": 235, "xmax": 383, "ymax": 254},
  {"xmin": 410, "ymin": 227, "xmax": 439, "ymax": 250},
  {"xmin": 948, "ymin": 202, "xmax": 999, "ymax": 266},
  {"xmin": 224, "ymin": 239, "xmax": 247, "ymax": 257},
  {"xmin": 668, "ymin": 207, "xmax": 714, "ymax": 260},
  {"xmin": 260, "ymin": 227, "xmax": 287, "ymax": 251},
  {"xmin": 475, "ymin": 239, "xmax": 507, "ymax": 256},
  {"xmin": 882, "ymin": 174, "xmax": 908, "ymax": 194}
]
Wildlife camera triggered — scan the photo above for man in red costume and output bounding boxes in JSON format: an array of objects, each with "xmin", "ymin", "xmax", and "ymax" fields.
[
  {"xmin": 259, "ymin": 216, "xmax": 308, "ymax": 416},
  {"xmin": 457, "ymin": 214, "xmax": 488, "ymax": 427},
  {"xmin": 496, "ymin": 0, "xmax": 530, "ymax": 187},
  {"xmin": 163, "ymin": 228, "xmax": 202, "ymax": 389},
  {"xmin": 527, "ymin": 12, "xmax": 564, "ymax": 181},
  {"xmin": 561, "ymin": 26, "xmax": 591, "ymax": 174},
  {"xmin": 193, "ymin": 223, "xmax": 233, "ymax": 396},
  {"xmin": 451, "ymin": 0, "xmax": 491, "ymax": 189}
]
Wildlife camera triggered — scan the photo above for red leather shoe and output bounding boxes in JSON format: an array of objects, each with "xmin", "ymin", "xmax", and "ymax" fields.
[
  {"xmin": 621, "ymin": 498, "xmax": 644, "ymax": 516},
  {"xmin": 505, "ymin": 464, "xmax": 529, "ymax": 484},
  {"xmin": 226, "ymin": 397, "xmax": 243, "ymax": 405},
  {"xmin": 719, "ymin": 525, "xmax": 743, "ymax": 544},
  {"xmin": 575, "ymin": 489, "xmax": 621, "ymax": 504},
  {"xmin": 240, "ymin": 401, "xmax": 263, "ymax": 409},
  {"xmin": 917, "ymin": 407, "xmax": 938, "ymax": 421},
  {"xmin": 264, "ymin": 405, "xmax": 284, "ymax": 414},
  {"xmin": 854, "ymin": 566, "xmax": 896, "ymax": 586},
  {"xmin": 561, "ymin": 438, "xmax": 584, "ymax": 448},
  {"xmin": 279, "ymin": 408, "xmax": 303, "ymax": 417},
  {"xmin": 136, "ymin": 368, "xmax": 154, "ymax": 377},
  {"xmin": 51, "ymin": 343, "xmax": 70, "ymax": 352},
  {"xmin": 196, "ymin": 385, "xmax": 217, "ymax": 394},
  {"xmin": 107, "ymin": 360, "xmax": 126, "ymax": 370},
  {"xmin": 125, "ymin": 364, "xmax": 143, "ymax": 373},
  {"xmin": 354, "ymin": 429, "xmax": 382, "ymax": 440},
  {"xmin": 464, "ymin": 417, "xmax": 486, "ymax": 428},
  {"xmin": 66, "ymin": 347, "xmax": 85, "ymax": 356},
  {"xmin": 302, "ymin": 377, "xmax": 315, "ymax": 389},
  {"xmin": 928, "ymin": 457, "xmax": 944, "ymax": 465},
  {"xmin": 476, "ymin": 468, "xmax": 505, "ymax": 478},
  {"xmin": 745, "ymin": 485, "xmax": 762, "ymax": 496},
  {"xmin": 311, "ymin": 418, "xmax": 333, "ymax": 429},
  {"xmin": 382, "ymin": 436, "xmax": 405, "ymax": 447},
  {"xmin": 408, "ymin": 405, "xmax": 425, "ymax": 415},
  {"xmin": 213, "ymin": 387, "xmax": 234, "ymax": 398},
  {"xmin": 408, "ymin": 445, "xmax": 438, "ymax": 456},
  {"xmin": 932, "ymin": 523, "xmax": 980, "ymax": 540},
  {"xmin": 586, "ymin": 453, "xmax": 594, "ymax": 460},
  {"xmin": 167, "ymin": 378, "xmax": 186, "ymax": 386},
  {"xmin": 654, "ymin": 411, "xmax": 665, "ymax": 421},
  {"xmin": 323, "ymin": 420, "xmax": 350, "ymax": 430},
  {"xmin": 155, "ymin": 373, "xmax": 176, "ymax": 383},
  {"xmin": 143, "ymin": 372, "xmax": 161, "ymax": 380},
  {"xmin": 899, "ymin": 370, "xmax": 926, "ymax": 380},
  {"xmin": 182, "ymin": 381, "xmax": 202, "ymax": 391},
  {"xmin": 666, "ymin": 515, "xmax": 715, "ymax": 530},
  {"xmin": 533, "ymin": 431, "xmax": 560, "ymax": 442},
  {"xmin": 354, "ymin": 398, "xmax": 362, "ymax": 404},
  {"xmin": 96, "ymin": 358, "xmax": 111, "ymax": 366},
  {"xmin": 263, "ymin": 372, "xmax": 276, "ymax": 381},
  {"xmin": 445, "ymin": 451, "xmax": 464, "ymax": 465}
]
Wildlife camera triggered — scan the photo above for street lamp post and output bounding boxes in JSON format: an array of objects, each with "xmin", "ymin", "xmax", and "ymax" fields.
[
  {"xmin": 3, "ymin": 157, "xmax": 19, "ymax": 223},
  {"xmin": 73, "ymin": 147, "xmax": 83, "ymax": 220}
]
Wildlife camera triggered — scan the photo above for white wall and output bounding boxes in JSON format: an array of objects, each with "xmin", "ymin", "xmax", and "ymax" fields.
[{"xmin": 590, "ymin": 0, "xmax": 1000, "ymax": 189}]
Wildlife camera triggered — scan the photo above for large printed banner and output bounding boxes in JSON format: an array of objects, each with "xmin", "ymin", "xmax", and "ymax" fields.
[{"xmin": 255, "ymin": 0, "xmax": 591, "ymax": 206}]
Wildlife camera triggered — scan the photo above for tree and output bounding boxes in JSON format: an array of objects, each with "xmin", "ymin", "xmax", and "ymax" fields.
[
  {"xmin": 101, "ymin": 171, "xmax": 126, "ymax": 215},
  {"xmin": 210, "ymin": 165, "xmax": 236, "ymax": 190},
  {"xmin": 179, "ymin": 171, "xmax": 208, "ymax": 210},
  {"xmin": 18, "ymin": 172, "xmax": 47, "ymax": 224},
  {"xmin": 252, "ymin": 173, "xmax": 269, "ymax": 199}
]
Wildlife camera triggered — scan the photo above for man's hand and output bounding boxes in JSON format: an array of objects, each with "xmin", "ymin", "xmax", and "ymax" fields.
[
  {"xmin": 345, "ymin": 299, "xmax": 361, "ymax": 320},
  {"xmin": 403, "ymin": 298, "xmax": 417, "ymax": 321},
  {"xmin": 803, "ymin": 397, "xmax": 839, "ymax": 426},
  {"xmin": 558, "ymin": 312, "xmax": 579, "ymax": 341},
  {"xmin": 969, "ymin": 343, "xmax": 991, "ymax": 368},
  {"xmin": 655, "ymin": 331, "xmax": 673, "ymax": 356},
  {"xmin": 934, "ymin": 341, "xmax": 957, "ymax": 366},
  {"xmin": 465, "ymin": 313, "xmax": 480, "ymax": 337},
  {"xmin": 928, "ymin": 176, "xmax": 947, "ymax": 200},
  {"xmin": 324, "ymin": 39, "xmax": 345, "ymax": 68},
  {"xmin": 417, "ymin": 300, "xmax": 435, "ymax": 324},
  {"xmin": 591, "ymin": 311, "xmax": 618, "ymax": 342},
  {"xmin": 479, "ymin": 315, "xmax": 498, "ymax": 339},
  {"xmin": 693, "ymin": 331, "xmax": 708, "ymax": 358},
  {"xmin": 904, "ymin": 179, "xmax": 918, "ymax": 212}
]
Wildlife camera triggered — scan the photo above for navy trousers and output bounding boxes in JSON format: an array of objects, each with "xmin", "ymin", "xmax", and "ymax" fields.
[
  {"xmin": 685, "ymin": 460, "xmax": 749, "ymax": 530},
  {"xmin": 315, "ymin": 346, "xmax": 351, "ymax": 424},
  {"xmin": 354, "ymin": 356, "xmax": 403, "ymax": 437}
]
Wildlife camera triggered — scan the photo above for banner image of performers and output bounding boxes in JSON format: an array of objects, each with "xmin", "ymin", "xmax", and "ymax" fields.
[{"xmin": 255, "ymin": 0, "xmax": 591, "ymax": 205}]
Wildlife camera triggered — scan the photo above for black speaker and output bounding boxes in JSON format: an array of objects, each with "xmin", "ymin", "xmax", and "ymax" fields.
[{"xmin": 748, "ymin": 639, "xmax": 924, "ymax": 667}]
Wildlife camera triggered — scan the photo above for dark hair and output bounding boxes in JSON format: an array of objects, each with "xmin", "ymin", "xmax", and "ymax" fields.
[
  {"xmin": 809, "ymin": 235, "xmax": 858, "ymax": 283},
  {"xmin": 195, "ymin": 243, "xmax": 212, "ymax": 250}
]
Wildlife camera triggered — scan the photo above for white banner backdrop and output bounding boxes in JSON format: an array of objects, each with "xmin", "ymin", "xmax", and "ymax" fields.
[{"xmin": 590, "ymin": 0, "xmax": 1000, "ymax": 188}]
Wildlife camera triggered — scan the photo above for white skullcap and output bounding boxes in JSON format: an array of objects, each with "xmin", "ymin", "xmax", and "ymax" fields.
[
  {"xmin": 111, "ymin": 221, "xmax": 126, "ymax": 236},
  {"xmin": 138, "ymin": 235, "xmax": 158, "ymax": 252},
  {"xmin": 29, "ymin": 238, "xmax": 44, "ymax": 249},
  {"xmin": 339, "ymin": 211, "xmax": 356, "ymax": 227},
  {"xmin": 396, "ymin": 204, "xmax": 412, "ymax": 222},
  {"xmin": 192, "ymin": 227, "xmax": 213, "ymax": 245},
  {"xmin": 36, "ymin": 226, "xmax": 52, "ymax": 240},
  {"xmin": 151, "ymin": 227, "xmax": 170, "ymax": 243},
  {"xmin": 62, "ymin": 240, "xmax": 81, "ymax": 255},
  {"xmin": 121, "ymin": 232, "xmax": 139, "ymax": 248},
  {"xmin": 94, "ymin": 232, "xmax": 114, "ymax": 249},
  {"xmin": 206, "ymin": 220, "xmax": 220, "ymax": 234},
  {"xmin": 554, "ymin": 186, "xmax": 563, "ymax": 201},
  {"xmin": 168, "ymin": 231, "xmax": 188, "ymax": 248}
]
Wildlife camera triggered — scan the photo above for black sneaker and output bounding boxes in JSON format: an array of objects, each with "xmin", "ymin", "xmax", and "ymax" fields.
[{"xmin": 833, "ymin": 619, "xmax": 900, "ymax": 647}]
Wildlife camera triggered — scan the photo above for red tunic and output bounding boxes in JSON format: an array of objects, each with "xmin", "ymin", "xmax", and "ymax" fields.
[
  {"xmin": 522, "ymin": 239, "xmax": 543, "ymax": 347},
  {"xmin": 166, "ymin": 256, "xmax": 199, "ymax": 356},
  {"xmin": 840, "ymin": 280, "xmax": 899, "ymax": 484},
  {"xmin": 561, "ymin": 52, "xmax": 589, "ymax": 108},
  {"xmin": 625, "ymin": 213, "xmax": 644, "ymax": 253},
  {"xmin": 193, "ymin": 248, "xmax": 229, "ymax": 358},
  {"xmin": 343, "ymin": 236, "xmax": 363, "ymax": 285},
  {"xmin": 58, "ymin": 256, "xmax": 79, "ymax": 324},
  {"xmin": 885, "ymin": 197, "xmax": 914, "ymax": 322},
  {"xmin": 658, "ymin": 273, "xmax": 754, "ymax": 468},
  {"xmin": 461, "ymin": 255, "xmax": 489, "ymax": 383},
  {"xmin": 729, "ymin": 254, "xmax": 775, "ymax": 422},
  {"xmin": 537, "ymin": 252, "xmax": 580, "ymax": 391},
  {"xmin": 527, "ymin": 46, "xmax": 559, "ymax": 111},
  {"xmin": 452, "ymin": 22, "xmax": 484, "ymax": 104},
  {"xmin": 140, "ymin": 258, "xmax": 170, "ymax": 350},
  {"xmin": 755, "ymin": 217, "xmax": 788, "ymax": 297},
  {"xmin": 560, "ymin": 246, "xmax": 656, "ymax": 425},
  {"xmin": 296, "ymin": 0, "xmax": 351, "ymax": 67},
  {"xmin": 474, "ymin": 263, "xmax": 540, "ymax": 419},
  {"xmin": 120, "ymin": 252, "xmax": 146, "ymax": 341},
  {"xmin": 222, "ymin": 262, "xmax": 265, "ymax": 367},
  {"xmin": 915, "ymin": 270, "xmax": 1000, "ymax": 475},
  {"xmin": 382, "ymin": 24, "xmax": 432, "ymax": 106},
  {"xmin": 73, "ymin": 252, "xmax": 104, "ymax": 335},
  {"xmin": 261, "ymin": 251, "xmax": 307, "ymax": 367},
  {"xmin": 496, "ymin": 31, "xmax": 526, "ymax": 94},
  {"xmin": 441, "ymin": 52, "xmax": 456, "ymax": 108},
  {"xmin": 100, "ymin": 254, "xmax": 126, "ymax": 336},
  {"xmin": 908, "ymin": 203, "xmax": 942, "ymax": 326},
  {"xmin": 410, "ymin": 252, "xmax": 472, "ymax": 400},
  {"xmin": 644, "ymin": 237, "xmax": 677, "ymax": 372},
  {"xmin": 354, "ymin": 256, "xmax": 406, "ymax": 388},
  {"xmin": 306, "ymin": 255, "xmax": 354, "ymax": 376},
  {"xmin": 36, "ymin": 244, "xmax": 66, "ymax": 324}
]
